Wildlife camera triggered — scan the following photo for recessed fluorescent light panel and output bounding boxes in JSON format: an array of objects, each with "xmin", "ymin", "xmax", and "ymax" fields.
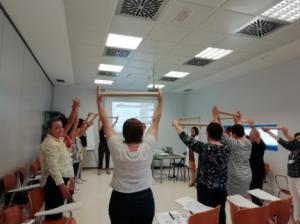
[
  {"xmin": 98, "ymin": 64, "xmax": 123, "ymax": 72},
  {"xmin": 147, "ymin": 84, "xmax": 165, "ymax": 89},
  {"xmin": 106, "ymin": 33, "xmax": 143, "ymax": 50},
  {"xmin": 262, "ymin": 0, "xmax": 300, "ymax": 22},
  {"xmin": 164, "ymin": 71, "xmax": 190, "ymax": 78},
  {"xmin": 195, "ymin": 47, "xmax": 233, "ymax": 60},
  {"xmin": 94, "ymin": 79, "xmax": 114, "ymax": 85}
]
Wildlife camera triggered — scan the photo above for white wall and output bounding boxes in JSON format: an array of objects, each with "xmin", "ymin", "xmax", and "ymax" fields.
[
  {"xmin": 52, "ymin": 85, "xmax": 186, "ymax": 167},
  {"xmin": 184, "ymin": 57, "xmax": 300, "ymax": 178},
  {"xmin": 0, "ymin": 10, "xmax": 52, "ymax": 177}
]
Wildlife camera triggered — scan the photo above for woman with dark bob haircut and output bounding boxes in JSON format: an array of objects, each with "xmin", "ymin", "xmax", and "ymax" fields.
[{"xmin": 96, "ymin": 86, "xmax": 162, "ymax": 224}]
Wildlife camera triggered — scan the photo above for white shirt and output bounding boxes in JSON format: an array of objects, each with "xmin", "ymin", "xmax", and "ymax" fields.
[{"xmin": 107, "ymin": 134, "xmax": 156, "ymax": 193}]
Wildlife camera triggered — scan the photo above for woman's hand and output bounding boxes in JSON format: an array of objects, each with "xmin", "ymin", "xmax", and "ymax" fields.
[
  {"xmin": 59, "ymin": 184, "xmax": 72, "ymax": 201},
  {"xmin": 262, "ymin": 127, "xmax": 270, "ymax": 132},
  {"xmin": 96, "ymin": 86, "xmax": 103, "ymax": 105},
  {"xmin": 172, "ymin": 119, "xmax": 180, "ymax": 128}
]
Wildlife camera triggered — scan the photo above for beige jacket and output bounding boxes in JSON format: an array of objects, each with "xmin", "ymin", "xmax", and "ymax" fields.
[{"xmin": 40, "ymin": 134, "xmax": 74, "ymax": 187}]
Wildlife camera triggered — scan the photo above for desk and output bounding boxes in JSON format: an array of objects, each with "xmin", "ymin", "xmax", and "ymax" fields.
[
  {"xmin": 152, "ymin": 154, "xmax": 182, "ymax": 183},
  {"xmin": 35, "ymin": 202, "xmax": 81, "ymax": 216},
  {"xmin": 248, "ymin": 189, "xmax": 280, "ymax": 201},
  {"xmin": 227, "ymin": 195, "xmax": 258, "ymax": 208},
  {"xmin": 9, "ymin": 183, "xmax": 41, "ymax": 193}
]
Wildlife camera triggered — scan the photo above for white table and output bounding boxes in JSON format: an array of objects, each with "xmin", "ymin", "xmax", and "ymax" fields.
[
  {"xmin": 248, "ymin": 189, "xmax": 280, "ymax": 201},
  {"xmin": 35, "ymin": 202, "xmax": 81, "ymax": 216},
  {"xmin": 227, "ymin": 195, "xmax": 258, "ymax": 208},
  {"xmin": 175, "ymin": 196, "xmax": 212, "ymax": 214},
  {"xmin": 8, "ymin": 183, "xmax": 41, "ymax": 193}
]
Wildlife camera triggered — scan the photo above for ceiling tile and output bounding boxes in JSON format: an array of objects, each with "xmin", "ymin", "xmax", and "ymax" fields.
[
  {"xmin": 264, "ymin": 24, "xmax": 300, "ymax": 44},
  {"xmin": 131, "ymin": 51, "xmax": 156, "ymax": 62},
  {"xmin": 180, "ymin": 0, "xmax": 227, "ymax": 7},
  {"xmin": 147, "ymin": 24, "xmax": 192, "ymax": 42},
  {"xmin": 168, "ymin": 43, "xmax": 205, "ymax": 57},
  {"xmin": 110, "ymin": 15, "xmax": 155, "ymax": 37},
  {"xmin": 159, "ymin": 1, "xmax": 215, "ymax": 29},
  {"xmin": 138, "ymin": 39, "xmax": 175, "ymax": 54},
  {"xmin": 219, "ymin": 51, "xmax": 254, "ymax": 63},
  {"xmin": 198, "ymin": 9, "xmax": 254, "ymax": 33},
  {"xmin": 213, "ymin": 35, "xmax": 256, "ymax": 51},
  {"xmin": 157, "ymin": 55, "xmax": 190, "ymax": 64},
  {"xmin": 182, "ymin": 30, "xmax": 227, "ymax": 46},
  {"xmin": 126, "ymin": 60, "xmax": 153, "ymax": 69},
  {"xmin": 222, "ymin": 0, "xmax": 277, "ymax": 15}
]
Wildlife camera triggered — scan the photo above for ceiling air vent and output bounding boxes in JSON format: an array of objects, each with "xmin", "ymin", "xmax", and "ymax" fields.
[
  {"xmin": 97, "ymin": 71, "xmax": 117, "ymax": 77},
  {"xmin": 56, "ymin": 79, "xmax": 65, "ymax": 83},
  {"xmin": 115, "ymin": 0, "xmax": 169, "ymax": 21},
  {"xmin": 184, "ymin": 89, "xmax": 192, "ymax": 92},
  {"xmin": 160, "ymin": 77, "xmax": 178, "ymax": 82},
  {"xmin": 103, "ymin": 47, "xmax": 131, "ymax": 58},
  {"xmin": 185, "ymin": 58, "xmax": 213, "ymax": 66},
  {"xmin": 236, "ymin": 17, "xmax": 287, "ymax": 38}
]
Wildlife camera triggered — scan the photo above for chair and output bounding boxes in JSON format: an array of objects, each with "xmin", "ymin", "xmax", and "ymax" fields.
[
  {"xmin": 263, "ymin": 163, "xmax": 274, "ymax": 194},
  {"xmin": 30, "ymin": 160, "xmax": 41, "ymax": 177},
  {"xmin": 1, "ymin": 174, "xmax": 17, "ymax": 206},
  {"xmin": 274, "ymin": 175, "xmax": 290, "ymax": 197},
  {"xmin": 230, "ymin": 202, "xmax": 269, "ymax": 224},
  {"xmin": 1, "ymin": 206, "xmax": 23, "ymax": 224},
  {"xmin": 268, "ymin": 196, "xmax": 292, "ymax": 224},
  {"xmin": 28, "ymin": 188, "xmax": 77, "ymax": 224},
  {"xmin": 188, "ymin": 206, "xmax": 220, "ymax": 224}
]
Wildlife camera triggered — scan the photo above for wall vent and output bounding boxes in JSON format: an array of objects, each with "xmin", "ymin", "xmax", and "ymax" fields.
[
  {"xmin": 184, "ymin": 89, "xmax": 192, "ymax": 92},
  {"xmin": 185, "ymin": 58, "xmax": 213, "ymax": 66},
  {"xmin": 160, "ymin": 77, "xmax": 178, "ymax": 82},
  {"xmin": 236, "ymin": 17, "xmax": 287, "ymax": 38},
  {"xmin": 56, "ymin": 79, "xmax": 65, "ymax": 83},
  {"xmin": 115, "ymin": 0, "xmax": 169, "ymax": 21},
  {"xmin": 97, "ymin": 71, "xmax": 117, "ymax": 77},
  {"xmin": 103, "ymin": 47, "xmax": 131, "ymax": 58}
]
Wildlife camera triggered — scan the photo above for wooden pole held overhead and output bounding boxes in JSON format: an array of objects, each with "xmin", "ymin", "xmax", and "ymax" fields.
[{"xmin": 101, "ymin": 92, "xmax": 159, "ymax": 97}]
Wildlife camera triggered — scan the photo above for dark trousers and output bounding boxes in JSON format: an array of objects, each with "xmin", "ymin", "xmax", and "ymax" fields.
[
  {"xmin": 73, "ymin": 162, "xmax": 80, "ymax": 180},
  {"xmin": 109, "ymin": 188, "xmax": 155, "ymax": 224},
  {"xmin": 98, "ymin": 142, "xmax": 110, "ymax": 169},
  {"xmin": 250, "ymin": 176, "xmax": 264, "ymax": 206},
  {"xmin": 44, "ymin": 176, "xmax": 69, "ymax": 220},
  {"xmin": 197, "ymin": 184, "xmax": 227, "ymax": 224}
]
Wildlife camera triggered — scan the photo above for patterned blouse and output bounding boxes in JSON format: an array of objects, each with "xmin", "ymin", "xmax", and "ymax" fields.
[
  {"xmin": 278, "ymin": 138, "xmax": 300, "ymax": 178},
  {"xmin": 179, "ymin": 131, "xmax": 230, "ymax": 190}
]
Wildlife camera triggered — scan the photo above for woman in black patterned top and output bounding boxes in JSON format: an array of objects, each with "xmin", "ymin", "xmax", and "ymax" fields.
[
  {"xmin": 172, "ymin": 120, "xmax": 230, "ymax": 224},
  {"xmin": 263, "ymin": 126, "xmax": 300, "ymax": 221}
]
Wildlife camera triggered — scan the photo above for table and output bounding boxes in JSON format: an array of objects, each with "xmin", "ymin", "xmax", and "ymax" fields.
[
  {"xmin": 8, "ymin": 183, "xmax": 41, "ymax": 193},
  {"xmin": 248, "ymin": 189, "xmax": 280, "ymax": 201},
  {"xmin": 35, "ymin": 202, "xmax": 81, "ymax": 216},
  {"xmin": 227, "ymin": 195, "xmax": 258, "ymax": 208},
  {"xmin": 152, "ymin": 154, "xmax": 183, "ymax": 183}
]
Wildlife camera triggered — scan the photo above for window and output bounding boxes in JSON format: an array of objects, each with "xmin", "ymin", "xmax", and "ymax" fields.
[{"xmin": 109, "ymin": 99, "xmax": 155, "ymax": 133}]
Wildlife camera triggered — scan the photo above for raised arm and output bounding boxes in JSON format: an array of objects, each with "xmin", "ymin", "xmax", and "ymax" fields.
[
  {"xmin": 146, "ymin": 90, "xmax": 163, "ymax": 139},
  {"xmin": 172, "ymin": 119, "xmax": 205, "ymax": 154},
  {"xmin": 247, "ymin": 118, "xmax": 261, "ymax": 143},
  {"xmin": 96, "ymin": 86, "xmax": 116, "ymax": 140},
  {"xmin": 64, "ymin": 97, "xmax": 80, "ymax": 136},
  {"xmin": 262, "ymin": 127, "xmax": 279, "ymax": 141},
  {"xmin": 281, "ymin": 126, "xmax": 294, "ymax": 141},
  {"xmin": 69, "ymin": 116, "xmax": 79, "ymax": 141}
]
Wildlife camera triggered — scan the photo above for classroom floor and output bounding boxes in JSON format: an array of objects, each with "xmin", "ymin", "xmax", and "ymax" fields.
[{"xmin": 72, "ymin": 169, "xmax": 295, "ymax": 224}]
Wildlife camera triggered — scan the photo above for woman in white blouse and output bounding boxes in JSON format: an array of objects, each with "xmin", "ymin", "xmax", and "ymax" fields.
[{"xmin": 96, "ymin": 86, "xmax": 162, "ymax": 224}]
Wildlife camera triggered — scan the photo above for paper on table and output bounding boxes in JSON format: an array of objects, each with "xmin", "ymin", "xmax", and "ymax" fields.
[
  {"xmin": 175, "ymin": 196, "xmax": 212, "ymax": 213},
  {"xmin": 248, "ymin": 189, "xmax": 280, "ymax": 201},
  {"xmin": 156, "ymin": 211, "xmax": 188, "ymax": 224},
  {"xmin": 184, "ymin": 200, "xmax": 212, "ymax": 214}
]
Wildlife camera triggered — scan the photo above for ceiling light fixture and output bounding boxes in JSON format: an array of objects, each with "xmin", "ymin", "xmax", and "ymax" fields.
[
  {"xmin": 195, "ymin": 47, "xmax": 233, "ymax": 60},
  {"xmin": 147, "ymin": 84, "xmax": 165, "ymax": 89},
  {"xmin": 262, "ymin": 0, "xmax": 300, "ymax": 22},
  {"xmin": 106, "ymin": 33, "xmax": 143, "ymax": 50},
  {"xmin": 98, "ymin": 64, "xmax": 123, "ymax": 72},
  {"xmin": 94, "ymin": 79, "xmax": 114, "ymax": 85},
  {"xmin": 164, "ymin": 71, "xmax": 190, "ymax": 78}
]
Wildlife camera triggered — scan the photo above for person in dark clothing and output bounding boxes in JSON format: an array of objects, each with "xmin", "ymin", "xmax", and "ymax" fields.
[
  {"xmin": 248, "ymin": 119, "xmax": 266, "ymax": 205},
  {"xmin": 98, "ymin": 118, "xmax": 118, "ymax": 175},
  {"xmin": 173, "ymin": 113, "xmax": 230, "ymax": 224}
]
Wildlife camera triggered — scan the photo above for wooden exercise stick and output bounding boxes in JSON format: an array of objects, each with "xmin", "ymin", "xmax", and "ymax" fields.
[
  {"xmin": 179, "ymin": 122, "xmax": 208, "ymax": 127},
  {"xmin": 179, "ymin": 116, "xmax": 201, "ymax": 121},
  {"xmin": 101, "ymin": 92, "xmax": 159, "ymax": 97},
  {"xmin": 219, "ymin": 111, "xmax": 238, "ymax": 117},
  {"xmin": 220, "ymin": 116, "xmax": 234, "ymax": 120}
]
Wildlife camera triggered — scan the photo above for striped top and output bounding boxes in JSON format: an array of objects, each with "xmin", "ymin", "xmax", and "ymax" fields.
[
  {"xmin": 278, "ymin": 138, "xmax": 300, "ymax": 178},
  {"xmin": 221, "ymin": 135, "xmax": 252, "ymax": 196}
]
